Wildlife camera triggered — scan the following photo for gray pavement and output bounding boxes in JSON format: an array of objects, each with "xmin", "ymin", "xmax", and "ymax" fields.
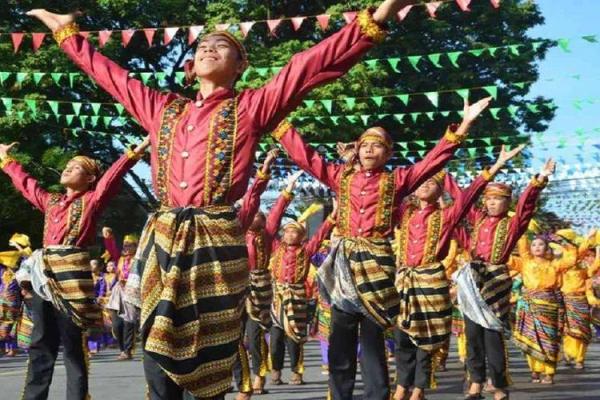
[{"xmin": 0, "ymin": 338, "xmax": 599, "ymax": 399}]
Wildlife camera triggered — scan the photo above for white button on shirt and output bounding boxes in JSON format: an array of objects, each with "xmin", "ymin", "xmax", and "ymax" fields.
[
  {"xmin": 179, "ymin": 181, "xmax": 188, "ymax": 189},
  {"xmin": 181, "ymin": 151, "xmax": 190, "ymax": 159},
  {"xmin": 195, "ymin": 100, "xmax": 203, "ymax": 108},
  {"xmin": 187, "ymin": 125, "xmax": 194, "ymax": 132}
]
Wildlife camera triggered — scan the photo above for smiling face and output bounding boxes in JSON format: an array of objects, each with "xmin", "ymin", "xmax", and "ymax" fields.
[
  {"xmin": 60, "ymin": 159, "xmax": 96, "ymax": 190},
  {"xmin": 484, "ymin": 195, "xmax": 510, "ymax": 217},
  {"xmin": 414, "ymin": 179, "xmax": 443, "ymax": 203},
  {"xmin": 530, "ymin": 238, "xmax": 548, "ymax": 257},
  {"xmin": 283, "ymin": 227, "xmax": 303, "ymax": 246},
  {"xmin": 193, "ymin": 35, "xmax": 246, "ymax": 83},
  {"xmin": 358, "ymin": 139, "xmax": 391, "ymax": 171}
]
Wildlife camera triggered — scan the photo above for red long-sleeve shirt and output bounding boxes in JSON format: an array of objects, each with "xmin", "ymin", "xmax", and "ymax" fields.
[
  {"xmin": 2, "ymin": 154, "xmax": 138, "ymax": 247},
  {"xmin": 275, "ymin": 124, "xmax": 464, "ymax": 238},
  {"xmin": 445, "ymin": 174, "xmax": 547, "ymax": 264},
  {"xmin": 397, "ymin": 173, "xmax": 491, "ymax": 267},
  {"xmin": 270, "ymin": 218, "xmax": 335, "ymax": 284},
  {"xmin": 59, "ymin": 11, "xmax": 384, "ymax": 208}
]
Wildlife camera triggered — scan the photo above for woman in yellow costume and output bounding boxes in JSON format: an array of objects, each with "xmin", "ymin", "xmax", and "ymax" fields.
[
  {"xmin": 559, "ymin": 229, "xmax": 599, "ymax": 369},
  {"xmin": 510, "ymin": 234, "xmax": 577, "ymax": 384}
]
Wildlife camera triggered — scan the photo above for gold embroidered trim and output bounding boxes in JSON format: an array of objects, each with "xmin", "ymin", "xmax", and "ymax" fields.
[
  {"xmin": 272, "ymin": 120, "xmax": 292, "ymax": 141},
  {"xmin": 0, "ymin": 156, "xmax": 16, "ymax": 169},
  {"xmin": 530, "ymin": 175, "xmax": 547, "ymax": 188},
  {"xmin": 443, "ymin": 127, "xmax": 466, "ymax": 144},
  {"xmin": 357, "ymin": 10, "xmax": 386, "ymax": 43},
  {"xmin": 53, "ymin": 23, "xmax": 80, "ymax": 46}
]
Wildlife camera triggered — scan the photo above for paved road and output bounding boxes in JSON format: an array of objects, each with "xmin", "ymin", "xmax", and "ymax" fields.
[{"xmin": 1, "ymin": 338, "xmax": 599, "ymax": 399}]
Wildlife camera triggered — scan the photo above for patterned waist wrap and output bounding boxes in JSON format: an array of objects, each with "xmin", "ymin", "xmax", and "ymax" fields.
[
  {"xmin": 513, "ymin": 289, "xmax": 562, "ymax": 363},
  {"xmin": 127, "ymin": 205, "xmax": 248, "ymax": 398},
  {"xmin": 246, "ymin": 268, "xmax": 273, "ymax": 329},
  {"xmin": 43, "ymin": 246, "xmax": 102, "ymax": 329},
  {"xmin": 318, "ymin": 238, "xmax": 399, "ymax": 328},
  {"xmin": 454, "ymin": 261, "xmax": 512, "ymax": 334},
  {"xmin": 395, "ymin": 263, "xmax": 452, "ymax": 352},
  {"xmin": 271, "ymin": 282, "xmax": 308, "ymax": 343},
  {"xmin": 563, "ymin": 293, "xmax": 591, "ymax": 343}
]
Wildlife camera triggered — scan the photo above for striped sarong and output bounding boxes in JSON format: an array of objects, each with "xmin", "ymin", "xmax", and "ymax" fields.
[
  {"xmin": 319, "ymin": 238, "xmax": 399, "ymax": 328},
  {"xmin": 133, "ymin": 206, "xmax": 248, "ymax": 398},
  {"xmin": 272, "ymin": 282, "xmax": 308, "ymax": 343},
  {"xmin": 246, "ymin": 268, "xmax": 273, "ymax": 329},
  {"xmin": 16, "ymin": 301, "xmax": 33, "ymax": 349},
  {"xmin": 43, "ymin": 247, "xmax": 102, "ymax": 329},
  {"xmin": 317, "ymin": 294, "xmax": 331, "ymax": 341},
  {"xmin": 395, "ymin": 263, "xmax": 452, "ymax": 351},
  {"xmin": 455, "ymin": 261, "xmax": 512, "ymax": 333},
  {"xmin": 563, "ymin": 294, "xmax": 591, "ymax": 343},
  {"xmin": 513, "ymin": 289, "xmax": 561, "ymax": 363},
  {"xmin": 0, "ymin": 275, "xmax": 21, "ymax": 339}
]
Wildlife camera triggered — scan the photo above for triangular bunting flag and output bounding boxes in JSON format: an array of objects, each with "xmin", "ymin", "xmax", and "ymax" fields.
[
  {"xmin": 424, "ymin": 92, "xmax": 439, "ymax": 107},
  {"xmin": 582, "ymin": 35, "xmax": 598, "ymax": 43},
  {"xmin": 456, "ymin": 0, "xmax": 472, "ymax": 12},
  {"xmin": 394, "ymin": 114, "xmax": 405, "ymax": 123},
  {"xmin": 468, "ymin": 48, "xmax": 485, "ymax": 57},
  {"xmin": 428, "ymin": 53, "xmax": 443, "ymax": 68},
  {"xmin": 91, "ymin": 103, "xmax": 102, "ymax": 115},
  {"xmin": 47, "ymin": 100, "xmax": 59, "ymax": 115},
  {"xmin": 239, "ymin": 22, "xmax": 255, "ymax": 38},
  {"xmin": 316, "ymin": 14, "xmax": 330, "ymax": 30},
  {"xmin": 387, "ymin": 58, "xmax": 401, "ymax": 72},
  {"xmin": 51, "ymin": 73, "xmax": 64, "ymax": 85},
  {"xmin": 11, "ymin": 33, "xmax": 24, "ymax": 53},
  {"xmin": 0, "ymin": 72, "xmax": 10, "ymax": 86},
  {"xmin": 490, "ymin": 0, "xmax": 501, "ymax": 8},
  {"xmin": 115, "ymin": 104, "xmax": 125, "ymax": 115},
  {"xmin": 140, "ymin": 72, "xmax": 152, "ymax": 85},
  {"xmin": 72, "ymin": 102, "xmax": 82, "ymax": 116},
  {"xmin": 80, "ymin": 31, "xmax": 90, "ymax": 39},
  {"xmin": 66, "ymin": 114, "xmax": 74, "ymax": 126},
  {"xmin": 188, "ymin": 26, "xmax": 204, "ymax": 44},
  {"xmin": 69, "ymin": 73, "xmax": 78, "ymax": 88},
  {"xmin": 447, "ymin": 51, "xmax": 461, "ymax": 68},
  {"xmin": 267, "ymin": 19, "xmax": 282, "ymax": 36},
  {"xmin": 215, "ymin": 23, "xmax": 231, "ymax": 31},
  {"xmin": 345, "ymin": 98, "xmax": 356, "ymax": 110},
  {"xmin": 396, "ymin": 94, "xmax": 409, "ymax": 105},
  {"xmin": 360, "ymin": 115, "xmax": 370, "ymax": 126},
  {"xmin": 343, "ymin": 12, "xmax": 358, "ymax": 24},
  {"xmin": 121, "ymin": 29, "xmax": 136, "ymax": 47},
  {"xmin": 291, "ymin": 17, "xmax": 306, "ymax": 31},
  {"xmin": 1, "ymin": 98, "xmax": 12, "ymax": 111},
  {"xmin": 489, "ymin": 107, "xmax": 501, "ymax": 120},
  {"xmin": 371, "ymin": 96, "xmax": 384, "ymax": 107},
  {"xmin": 164, "ymin": 27, "xmax": 179, "ymax": 45},
  {"xmin": 397, "ymin": 5, "xmax": 414, "ymax": 21},
  {"xmin": 15, "ymin": 73, "xmax": 27, "ymax": 85},
  {"xmin": 25, "ymin": 99, "xmax": 37, "ymax": 115},
  {"xmin": 426, "ymin": 2, "xmax": 443, "ymax": 18},
  {"xmin": 99, "ymin": 30, "xmax": 112, "ymax": 47},
  {"xmin": 320, "ymin": 99, "xmax": 333, "ymax": 114},
  {"xmin": 33, "ymin": 72, "xmax": 45, "ymax": 85},
  {"xmin": 557, "ymin": 38, "xmax": 570, "ymax": 53},
  {"xmin": 32, "ymin": 33, "xmax": 46, "ymax": 52},
  {"xmin": 408, "ymin": 55, "xmax": 422, "ymax": 71},
  {"xmin": 483, "ymin": 85, "xmax": 498, "ymax": 100},
  {"xmin": 143, "ymin": 29, "xmax": 156, "ymax": 46}
]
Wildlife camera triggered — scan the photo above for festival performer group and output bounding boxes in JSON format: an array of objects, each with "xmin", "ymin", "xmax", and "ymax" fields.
[{"xmin": 0, "ymin": 1, "xmax": 598, "ymax": 400}]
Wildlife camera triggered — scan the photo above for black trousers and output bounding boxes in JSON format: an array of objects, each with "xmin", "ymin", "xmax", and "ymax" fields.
[
  {"xmin": 111, "ymin": 311, "xmax": 136, "ymax": 353},
  {"xmin": 22, "ymin": 293, "xmax": 89, "ymax": 400},
  {"xmin": 232, "ymin": 315, "xmax": 251, "ymax": 392},
  {"xmin": 246, "ymin": 318, "xmax": 267, "ymax": 376},
  {"xmin": 143, "ymin": 351, "xmax": 225, "ymax": 400},
  {"xmin": 394, "ymin": 328, "xmax": 432, "ymax": 389},
  {"xmin": 269, "ymin": 325, "xmax": 302, "ymax": 372},
  {"xmin": 464, "ymin": 316, "xmax": 509, "ymax": 389},
  {"xmin": 328, "ymin": 306, "xmax": 390, "ymax": 400}
]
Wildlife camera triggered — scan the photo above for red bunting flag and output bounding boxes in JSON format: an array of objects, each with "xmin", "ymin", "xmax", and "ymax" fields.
[
  {"xmin": 188, "ymin": 25, "xmax": 204, "ymax": 44},
  {"xmin": 490, "ymin": 0, "xmax": 501, "ymax": 8},
  {"xmin": 215, "ymin": 23, "xmax": 231, "ymax": 31},
  {"xmin": 426, "ymin": 2, "xmax": 443, "ymax": 18},
  {"xmin": 291, "ymin": 17, "xmax": 306, "ymax": 31},
  {"xmin": 143, "ymin": 28, "xmax": 156, "ymax": 46},
  {"xmin": 99, "ymin": 30, "xmax": 112, "ymax": 48},
  {"xmin": 343, "ymin": 11, "xmax": 358, "ymax": 24},
  {"xmin": 267, "ymin": 19, "xmax": 282, "ymax": 36},
  {"xmin": 456, "ymin": 0, "xmax": 472, "ymax": 11},
  {"xmin": 316, "ymin": 14, "xmax": 330, "ymax": 30},
  {"xmin": 121, "ymin": 29, "xmax": 135, "ymax": 47},
  {"xmin": 163, "ymin": 27, "xmax": 179, "ymax": 45},
  {"xmin": 11, "ymin": 33, "xmax": 24, "ymax": 53},
  {"xmin": 80, "ymin": 31, "xmax": 90, "ymax": 39},
  {"xmin": 32, "ymin": 33, "xmax": 46, "ymax": 52},
  {"xmin": 397, "ymin": 5, "xmax": 414, "ymax": 21},
  {"xmin": 239, "ymin": 22, "xmax": 255, "ymax": 38}
]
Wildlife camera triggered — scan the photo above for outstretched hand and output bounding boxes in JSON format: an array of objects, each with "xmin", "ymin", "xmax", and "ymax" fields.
[
  {"xmin": 26, "ymin": 9, "xmax": 82, "ymax": 32},
  {"xmin": 462, "ymin": 97, "xmax": 492, "ymax": 124},
  {"xmin": 496, "ymin": 144, "xmax": 526, "ymax": 165},
  {"xmin": 540, "ymin": 158, "xmax": 556, "ymax": 178},
  {"xmin": 0, "ymin": 142, "xmax": 18, "ymax": 159}
]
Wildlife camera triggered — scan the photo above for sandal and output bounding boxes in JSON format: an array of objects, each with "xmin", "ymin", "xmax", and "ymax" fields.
[
  {"xmin": 531, "ymin": 373, "xmax": 541, "ymax": 383},
  {"xmin": 288, "ymin": 372, "xmax": 304, "ymax": 385},
  {"xmin": 541, "ymin": 375, "xmax": 554, "ymax": 385}
]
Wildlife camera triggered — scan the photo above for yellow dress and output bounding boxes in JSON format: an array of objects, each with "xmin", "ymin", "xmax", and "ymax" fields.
[{"xmin": 509, "ymin": 239, "xmax": 576, "ymax": 375}]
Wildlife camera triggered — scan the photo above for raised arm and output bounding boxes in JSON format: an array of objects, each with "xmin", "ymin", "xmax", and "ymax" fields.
[
  {"xmin": 27, "ymin": 10, "xmax": 174, "ymax": 136},
  {"xmin": 102, "ymin": 227, "xmax": 121, "ymax": 263},
  {"xmin": 265, "ymin": 171, "xmax": 302, "ymax": 243},
  {"xmin": 238, "ymin": 149, "xmax": 278, "ymax": 231},
  {"xmin": 245, "ymin": 1, "xmax": 413, "ymax": 131},
  {"xmin": 395, "ymin": 98, "xmax": 491, "ymax": 196},
  {"xmin": 0, "ymin": 143, "xmax": 49, "ymax": 212},
  {"xmin": 91, "ymin": 138, "xmax": 148, "ymax": 209},
  {"xmin": 305, "ymin": 199, "xmax": 338, "ymax": 257},
  {"xmin": 274, "ymin": 122, "xmax": 343, "ymax": 191}
]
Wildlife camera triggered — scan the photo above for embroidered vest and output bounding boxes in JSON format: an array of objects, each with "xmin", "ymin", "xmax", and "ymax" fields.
[
  {"xmin": 337, "ymin": 165, "xmax": 395, "ymax": 238},
  {"xmin": 396, "ymin": 205, "xmax": 443, "ymax": 266},
  {"xmin": 43, "ymin": 193, "xmax": 85, "ymax": 247},
  {"xmin": 471, "ymin": 215, "xmax": 510, "ymax": 264},
  {"xmin": 269, "ymin": 244, "xmax": 309, "ymax": 284}
]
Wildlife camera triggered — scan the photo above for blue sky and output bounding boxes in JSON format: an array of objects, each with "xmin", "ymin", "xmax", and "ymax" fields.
[{"xmin": 526, "ymin": 0, "xmax": 600, "ymax": 230}]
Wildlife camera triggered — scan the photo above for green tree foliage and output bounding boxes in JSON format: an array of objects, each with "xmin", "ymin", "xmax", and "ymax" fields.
[{"xmin": 0, "ymin": 0, "xmax": 555, "ymax": 246}]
